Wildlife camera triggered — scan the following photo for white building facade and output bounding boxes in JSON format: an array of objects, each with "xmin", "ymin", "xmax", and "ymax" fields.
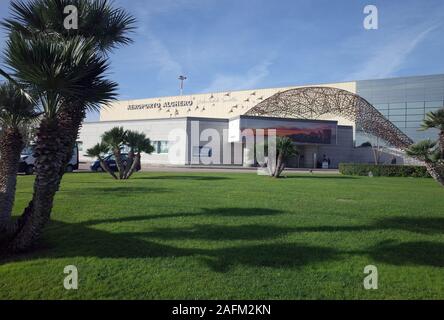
[{"xmin": 79, "ymin": 75, "xmax": 444, "ymax": 168}]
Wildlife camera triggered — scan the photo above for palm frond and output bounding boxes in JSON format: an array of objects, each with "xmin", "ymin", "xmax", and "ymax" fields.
[
  {"xmin": 102, "ymin": 126, "xmax": 127, "ymax": 149},
  {"xmin": 126, "ymin": 130, "xmax": 154, "ymax": 154},
  {"xmin": 0, "ymin": 81, "xmax": 40, "ymax": 128},
  {"xmin": 85, "ymin": 142, "xmax": 109, "ymax": 158},
  {"xmin": 3, "ymin": 32, "xmax": 117, "ymax": 117},
  {"xmin": 421, "ymin": 108, "xmax": 444, "ymax": 131},
  {"xmin": 3, "ymin": 0, "xmax": 136, "ymax": 54},
  {"xmin": 406, "ymin": 140, "xmax": 439, "ymax": 163},
  {"xmin": 277, "ymin": 136, "xmax": 299, "ymax": 158}
]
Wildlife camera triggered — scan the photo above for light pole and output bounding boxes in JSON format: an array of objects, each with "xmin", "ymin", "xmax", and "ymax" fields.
[{"xmin": 178, "ymin": 75, "xmax": 187, "ymax": 96}]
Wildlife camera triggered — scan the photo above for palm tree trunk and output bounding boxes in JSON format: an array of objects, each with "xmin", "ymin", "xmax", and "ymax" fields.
[
  {"xmin": 56, "ymin": 105, "xmax": 85, "ymax": 180},
  {"xmin": 439, "ymin": 131, "xmax": 444, "ymax": 158},
  {"xmin": 99, "ymin": 159, "xmax": 118, "ymax": 179},
  {"xmin": 425, "ymin": 162, "xmax": 444, "ymax": 187},
  {"xmin": 2, "ymin": 105, "xmax": 95, "ymax": 252},
  {"xmin": 273, "ymin": 153, "xmax": 283, "ymax": 178},
  {"xmin": 5, "ymin": 118, "xmax": 66, "ymax": 252},
  {"xmin": 112, "ymin": 149, "xmax": 125, "ymax": 179},
  {"xmin": 277, "ymin": 161, "xmax": 286, "ymax": 177},
  {"xmin": 123, "ymin": 150, "xmax": 135, "ymax": 179},
  {"xmin": 0, "ymin": 128, "xmax": 23, "ymax": 229},
  {"xmin": 125, "ymin": 152, "xmax": 141, "ymax": 179}
]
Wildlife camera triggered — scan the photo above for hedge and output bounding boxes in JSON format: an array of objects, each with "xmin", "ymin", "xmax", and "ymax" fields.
[{"xmin": 339, "ymin": 163, "xmax": 430, "ymax": 178}]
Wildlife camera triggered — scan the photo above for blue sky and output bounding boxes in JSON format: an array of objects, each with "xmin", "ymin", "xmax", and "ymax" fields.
[{"xmin": 1, "ymin": 0, "xmax": 444, "ymax": 121}]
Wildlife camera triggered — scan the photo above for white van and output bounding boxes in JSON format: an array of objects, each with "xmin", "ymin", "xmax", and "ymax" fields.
[{"xmin": 18, "ymin": 143, "xmax": 79, "ymax": 175}]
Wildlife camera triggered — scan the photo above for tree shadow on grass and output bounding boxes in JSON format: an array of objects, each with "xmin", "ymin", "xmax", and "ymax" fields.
[
  {"xmin": 57, "ymin": 186, "xmax": 170, "ymax": 196},
  {"xmin": 94, "ymin": 186, "xmax": 169, "ymax": 195},
  {"xmin": 1, "ymin": 221, "xmax": 338, "ymax": 273},
  {"xmin": 133, "ymin": 175, "xmax": 231, "ymax": 181},
  {"xmin": 365, "ymin": 240, "xmax": 444, "ymax": 267},
  {"xmin": 77, "ymin": 208, "xmax": 283, "ymax": 227},
  {"xmin": 204, "ymin": 244, "xmax": 339, "ymax": 272},
  {"xmin": 284, "ymin": 175, "xmax": 357, "ymax": 180},
  {"xmin": 120, "ymin": 224, "xmax": 294, "ymax": 241},
  {"xmin": 0, "ymin": 207, "xmax": 339, "ymax": 272},
  {"xmin": 2, "ymin": 211, "xmax": 443, "ymax": 271},
  {"xmin": 373, "ymin": 217, "xmax": 444, "ymax": 235}
]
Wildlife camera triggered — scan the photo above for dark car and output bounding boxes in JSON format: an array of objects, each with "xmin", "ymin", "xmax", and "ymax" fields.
[{"xmin": 90, "ymin": 154, "xmax": 140, "ymax": 172}]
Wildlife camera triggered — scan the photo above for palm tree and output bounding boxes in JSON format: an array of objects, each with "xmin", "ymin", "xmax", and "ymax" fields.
[
  {"xmin": 124, "ymin": 130, "xmax": 154, "ymax": 179},
  {"xmin": 2, "ymin": 0, "xmax": 135, "ymax": 181},
  {"xmin": 0, "ymin": 82, "xmax": 39, "ymax": 229},
  {"xmin": 102, "ymin": 127, "xmax": 127, "ymax": 179},
  {"xmin": 259, "ymin": 137, "xmax": 299, "ymax": 178},
  {"xmin": 0, "ymin": 34, "xmax": 118, "ymax": 252},
  {"xmin": 406, "ymin": 140, "xmax": 444, "ymax": 186},
  {"xmin": 85, "ymin": 142, "xmax": 117, "ymax": 179},
  {"xmin": 3, "ymin": 0, "xmax": 135, "ymax": 53},
  {"xmin": 421, "ymin": 108, "xmax": 444, "ymax": 156},
  {"xmin": 0, "ymin": 0, "xmax": 134, "ymax": 252}
]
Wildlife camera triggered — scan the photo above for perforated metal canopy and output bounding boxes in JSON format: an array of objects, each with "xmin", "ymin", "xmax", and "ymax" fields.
[{"xmin": 245, "ymin": 86, "xmax": 413, "ymax": 149}]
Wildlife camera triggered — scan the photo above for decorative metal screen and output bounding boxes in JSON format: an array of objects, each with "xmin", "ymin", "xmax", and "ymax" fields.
[{"xmin": 245, "ymin": 87, "xmax": 413, "ymax": 149}]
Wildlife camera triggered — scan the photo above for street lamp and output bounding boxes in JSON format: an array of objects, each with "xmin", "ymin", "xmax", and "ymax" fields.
[{"xmin": 178, "ymin": 75, "xmax": 187, "ymax": 96}]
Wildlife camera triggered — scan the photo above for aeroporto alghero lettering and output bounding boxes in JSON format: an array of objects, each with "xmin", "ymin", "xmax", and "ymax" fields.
[{"xmin": 128, "ymin": 100, "xmax": 193, "ymax": 111}]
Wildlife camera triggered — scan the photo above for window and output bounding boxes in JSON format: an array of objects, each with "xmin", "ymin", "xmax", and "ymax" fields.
[
  {"xmin": 425, "ymin": 101, "xmax": 444, "ymax": 112},
  {"xmin": 152, "ymin": 141, "xmax": 169, "ymax": 154},
  {"xmin": 389, "ymin": 103, "xmax": 406, "ymax": 115},
  {"xmin": 391, "ymin": 121, "xmax": 406, "ymax": 129},
  {"xmin": 406, "ymin": 114, "xmax": 425, "ymax": 122},
  {"xmin": 159, "ymin": 141, "xmax": 169, "ymax": 154},
  {"xmin": 192, "ymin": 146, "xmax": 212, "ymax": 158},
  {"xmin": 389, "ymin": 115, "xmax": 406, "ymax": 122},
  {"xmin": 406, "ymin": 108, "xmax": 424, "ymax": 115}
]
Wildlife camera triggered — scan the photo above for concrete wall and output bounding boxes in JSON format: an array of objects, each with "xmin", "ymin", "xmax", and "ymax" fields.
[
  {"xmin": 186, "ymin": 118, "xmax": 231, "ymax": 165},
  {"xmin": 79, "ymin": 118, "xmax": 382, "ymax": 168},
  {"xmin": 78, "ymin": 118, "xmax": 188, "ymax": 165},
  {"xmin": 100, "ymin": 82, "xmax": 357, "ymax": 124}
]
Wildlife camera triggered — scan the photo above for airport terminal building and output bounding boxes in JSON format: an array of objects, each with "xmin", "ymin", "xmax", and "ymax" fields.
[{"xmin": 78, "ymin": 74, "xmax": 444, "ymax": 168}]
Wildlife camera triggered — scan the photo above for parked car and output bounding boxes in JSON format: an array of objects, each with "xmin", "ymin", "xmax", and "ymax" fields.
[
  {"xmin": 90, "ymin": 153, "xmax": 140, "ymax": 172},
  {"xmin": 19, "ymin": 144, "xmax": 79, "ymax": 175}
]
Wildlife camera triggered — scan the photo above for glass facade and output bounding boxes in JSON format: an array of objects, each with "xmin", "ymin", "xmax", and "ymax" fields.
[{"xmin": 355, "ymin": 74, "xmax": 444, "ymax": 145}]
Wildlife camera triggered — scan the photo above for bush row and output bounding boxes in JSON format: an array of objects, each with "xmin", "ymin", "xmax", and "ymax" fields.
[{"xmin": 339, "ymin": 163, "xmax": 430, "ymax": 178}]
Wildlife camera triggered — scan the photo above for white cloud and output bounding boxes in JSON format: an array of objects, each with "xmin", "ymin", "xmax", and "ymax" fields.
[
  {"xmin": 203, "ymin": 59, "xmax": 273, "ymax": 93},
  {"xmin": 144, "ymin": 34, "xmax": 183, "ymax": 78},
  {"xmin": 347, "ymin": 23, "xmax": 440, "ymax": 80}
]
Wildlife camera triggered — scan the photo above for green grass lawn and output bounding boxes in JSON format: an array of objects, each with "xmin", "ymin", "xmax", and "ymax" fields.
[{"xmin": 1, "ymin": 171, "xmax": 443, "ymax": 299}]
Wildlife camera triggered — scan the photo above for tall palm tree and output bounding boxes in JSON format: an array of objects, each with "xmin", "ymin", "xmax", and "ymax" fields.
[
  {"xmin": 0, "ymin": 82, "xmax": 39, "ymax": 229},
  {"xmin": 0, "ymin": 0, "xmax": 134, "ymax": 252},
  {"xmin": 102, "ymin": 127, "xmax": 127, "ymax": 179},
  {"xmin": 3, "ymin": 0, "xmax": 136, "ymax": 54},
  {"xmin": 421, "ymin": 108, "xmax": 444, "ymax": 157},
  {"xmin": 124, "ymin": 130, "xmax": 154, "ymax": 179},
  {"xmin": 0, "ymin": 33, "xmax": 117, "ymax": 252},
  {"xmin": 85, "ymin": 142, "xmax": 117, "ymax": 179},
  {"xmin": 2, "ymin": 0, "xmax": 135, "ymax": 182},
  {"xmin": 406, "ymin": 140, "xmax": 444, "ymax": 186}
]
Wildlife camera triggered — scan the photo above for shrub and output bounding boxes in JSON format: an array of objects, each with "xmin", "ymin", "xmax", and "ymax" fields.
[{"xmin": 339, "ymin": 163, "xmax": 430, "ymax": 178}]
